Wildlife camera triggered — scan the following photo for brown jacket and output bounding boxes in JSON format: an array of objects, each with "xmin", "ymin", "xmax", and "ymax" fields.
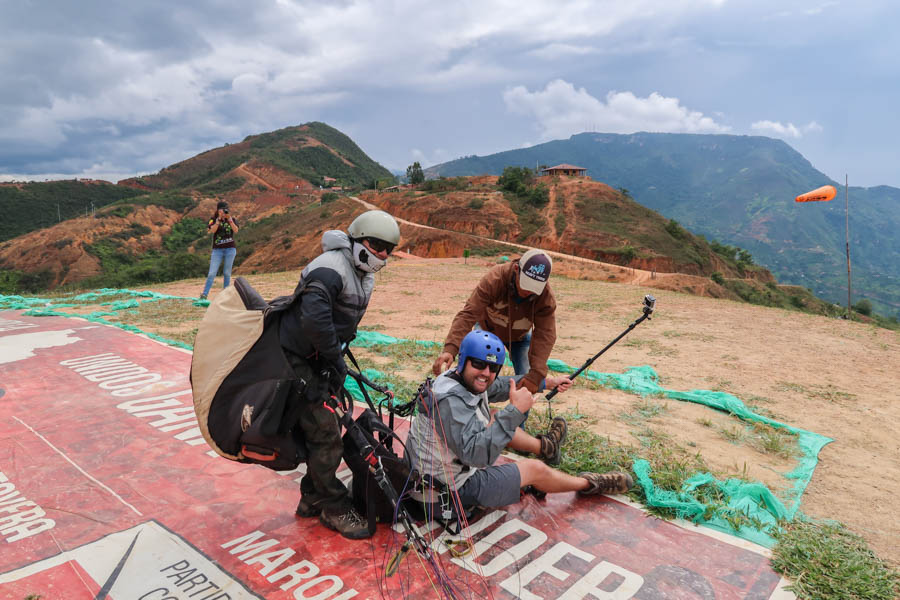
[{"xmin": 443, "ymin": 261, "xmax": 557, "ymax": 392}]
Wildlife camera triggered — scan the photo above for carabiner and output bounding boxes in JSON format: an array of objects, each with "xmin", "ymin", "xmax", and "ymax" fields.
[{"xmin": 444, "ymin": 538, "xmax": 473, "ymax": 558}]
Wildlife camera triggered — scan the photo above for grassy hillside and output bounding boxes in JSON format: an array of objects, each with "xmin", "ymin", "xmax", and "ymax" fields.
[
  {"xmin": 0, "ymin": 122, "xmax": 397, "ymax": 294},
  {"xmin": 125, "ymin": 122, "xmax": 394, "ymax": 191},
  {"xmin": 367, "ymin": 172, "xmax": 860, "ymax": 322},
  {"xmin": 0, "ymin": 180, "xmax": 144, "ymax": 242},
  {"xmin": 78, "ymin": 193, "xmax": 207, "ymax": 290},
  {"xmin": 428, "ymin": 133, "xmax": 900, "ymax": 318}
]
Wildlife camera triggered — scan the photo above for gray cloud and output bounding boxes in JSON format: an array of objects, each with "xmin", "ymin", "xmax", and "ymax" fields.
[{"xmin": 1, "ymin": 0, "xmax": 899, "ymax": 186}]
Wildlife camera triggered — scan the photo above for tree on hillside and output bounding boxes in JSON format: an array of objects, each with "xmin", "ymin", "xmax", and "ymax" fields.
[
  {"xmin": 853, "ymin": 298, "xmax": 873, "ymax": 316},
  {"xmin": 665, "ymin": 219, "xmax": 687, "ymax": 240},
  {"xmin": 406, "ymin": 162, "xmax": 425, "ymax": 184},
  {"xmin": 497, "ymin": 166, "xmax": 535, "ymax": 195},
  {"xmin": 374, "ymin": 177, "xmax": 395, "ymax": 190},
  {"xmin": 497, "ymin": 166, "xmax": 548, "ymax": 207}
]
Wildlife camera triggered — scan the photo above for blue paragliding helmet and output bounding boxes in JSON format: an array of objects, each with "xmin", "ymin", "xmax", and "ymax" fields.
[{"xmin": 457, "ymin": 329, "xmax": 506, "ymax": 374}]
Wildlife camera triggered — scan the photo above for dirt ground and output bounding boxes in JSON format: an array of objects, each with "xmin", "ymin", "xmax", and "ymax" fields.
[{"xmin": 147, "ymin": 254, "xmax": 900, "ymax": 566}]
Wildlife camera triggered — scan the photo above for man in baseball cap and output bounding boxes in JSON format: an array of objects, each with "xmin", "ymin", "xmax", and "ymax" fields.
[
  {"xmin": 518, "ymin": 248, "xmax": 552, "ymax": 295},
  {"xmin": 433, "ymin": 248, "xmax": 565, "ymax": 428}
]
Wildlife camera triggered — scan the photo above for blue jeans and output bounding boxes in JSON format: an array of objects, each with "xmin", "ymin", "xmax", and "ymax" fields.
[
  {"xmin": 202, "ymin": 247, "xmax": 236, "ymax": 297},
  {"xmin": 509, "ymin": 331, "xmax": 531, "ymax": 376},
  {"xmin": 510, "ymin": 331, "xmax": 532, "ymax": 428}
]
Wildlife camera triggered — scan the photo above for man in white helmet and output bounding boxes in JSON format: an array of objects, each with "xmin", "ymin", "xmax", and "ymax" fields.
[{"xmin": 279, "ymin": 209, "xmax": 400, "ymax": 540}]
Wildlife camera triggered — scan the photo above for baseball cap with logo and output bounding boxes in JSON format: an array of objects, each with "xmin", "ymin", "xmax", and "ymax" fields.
[{"xmin": 518, "ymin": 249, "xmax": 552, "ymax": 295}]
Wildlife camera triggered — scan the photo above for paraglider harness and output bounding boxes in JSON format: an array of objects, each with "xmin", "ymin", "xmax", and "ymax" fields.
[
  {"xmin": 336, "ymin": 356, "xmax": 475, "ymax": 567},
  {"xmin": 402, "ymin": 377, "xmax": 482, "ymax": 536},
  {"xmin": 328, "ymin": 350, "xmax": 465, "ymax": 577},
  {"xmin": 333, "ymin": 348, "xmax": 411, "ymax": 532}
]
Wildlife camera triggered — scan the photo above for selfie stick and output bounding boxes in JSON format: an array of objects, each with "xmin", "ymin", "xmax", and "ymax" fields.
[{"xmin": 544, "ymin": 295, "xmax": 656, "ymax": 402}]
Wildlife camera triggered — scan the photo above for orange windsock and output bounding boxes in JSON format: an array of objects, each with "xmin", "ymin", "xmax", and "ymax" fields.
[{"xmin": 795, "ymin": 185, "xmax": 837, "ymax": 203}]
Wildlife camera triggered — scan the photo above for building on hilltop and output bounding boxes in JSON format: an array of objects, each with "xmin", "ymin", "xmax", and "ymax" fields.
[{"xmin": 540, "ymin": 164, "xmax": 587, "ymax": 177}]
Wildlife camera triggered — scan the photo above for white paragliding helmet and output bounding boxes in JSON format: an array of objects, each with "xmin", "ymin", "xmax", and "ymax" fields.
[{"xmin": 347, "ymin": 210, "xmax": 401, "ymax": 273}]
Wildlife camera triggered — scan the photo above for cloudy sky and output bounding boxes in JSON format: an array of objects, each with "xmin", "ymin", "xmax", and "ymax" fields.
[{"xmin": 3, "ymin": 0, "xmax": 899, "ymax": 187}]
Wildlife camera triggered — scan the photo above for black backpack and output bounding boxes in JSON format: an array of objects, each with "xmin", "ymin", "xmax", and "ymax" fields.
[
  {"xmin": 192, "ymin": 277, "xmax": 418, "ymax": 535},
  {"xmin": 342, "ymin": 406, "xmax": 416, "ymax": 536},
  {"xmin": 191, "ymin": 277, "xmax": 307, "ymax": 471}
]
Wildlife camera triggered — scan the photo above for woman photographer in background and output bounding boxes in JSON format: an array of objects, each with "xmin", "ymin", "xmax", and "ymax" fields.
[{"xmin": 200, "ymin": 200, "xmax": 239, "ymax": 300}]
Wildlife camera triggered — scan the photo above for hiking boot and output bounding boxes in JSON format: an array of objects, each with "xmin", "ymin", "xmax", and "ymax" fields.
[
  {"xmin": 578, "ymin": 471, "xmax": 634, "ymax": 496},
  {"xmin": 319, "ymin": 507, "xmax": 372, "ymax": 540},
  {"xmin": 537, "ymin": 416, "xmax": 568, "ymax": 466},
  {"xmin": 295, "ymin": 498, "xmax": 320, "ymax": 518},
  {"xmin": 199, "ymin": 293, "xmax": 207, "ymax": 300}
]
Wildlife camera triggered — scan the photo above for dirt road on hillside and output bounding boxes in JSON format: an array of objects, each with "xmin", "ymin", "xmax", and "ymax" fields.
[
  {"xmin": 351, "ymin": 194, "xmax": 669, "ymax": 286},
  {"xmin": 233, "ymin": 163, "xmax": 275, "ymax": 190},
  {"xmin": 147, "ymin": 257, "xmax": 900, "ymax": 567}
]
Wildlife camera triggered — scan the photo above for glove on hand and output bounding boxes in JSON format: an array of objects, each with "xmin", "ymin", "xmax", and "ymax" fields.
[{"xmin": 326, "ymin": 362, "xmax": 348, "ymax": 395}]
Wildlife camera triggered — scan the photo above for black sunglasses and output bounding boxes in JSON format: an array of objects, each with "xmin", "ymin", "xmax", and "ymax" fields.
[
  {"xmin": 467, "ymin": 358, "xmax": 502, "ymax": 374},
  {"xmin": 363, "ymin": 237, "xmax": 395, "ymax": 255}
]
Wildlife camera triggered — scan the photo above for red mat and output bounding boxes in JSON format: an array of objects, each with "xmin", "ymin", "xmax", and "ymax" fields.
[{"xmin": 0, "ymin": 313, "xmax": 792, "ymax": 599}]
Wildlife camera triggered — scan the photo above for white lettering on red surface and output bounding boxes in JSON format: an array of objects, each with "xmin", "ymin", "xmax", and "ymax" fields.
[
  {"xmin": 452, "ymin": 517, "xmax": 547, "ymax": 576},
  {"xmin": 0, "ymin": 318, "xmax": 38, "ymax": 332},
  {"xmin": 0, "ymin": 471, "xmax": 55, "ymax": 543},
  {"xmin": 391, "ymin": 507, "xmax": 506, "ymax": 554},
  {"xmin": 60, "ymin": 353, "xmax": 169, "ymax": 396},
  {"xmin": 391, "ymin": 508, "xmax": 645, "ymax": 599},
  {"xmin": 153, "ymin": 559, "xmax": 233, "ymax": 599},
  {"xmin": 222, "ymin": 530, "xmax": 358, "ymax": 599},
  {"xmin": 499, "ymin": 541, "xmax": 594, "ymax": 600},
  {"xmin": 60, "ymin": 353, "xmax": 207, "ymax": 448},
  {"xmin": 558, "ymin": 561, "xmax": 644, "ymax": 600}
]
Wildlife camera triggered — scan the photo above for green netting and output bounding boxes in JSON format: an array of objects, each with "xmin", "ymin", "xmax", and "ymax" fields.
[
  {"xmin": 86, "ymin": 311, "xmax": 119, "ymax": 319},
  {"xmin": 351, "ymin": 329, "xmax": 441, "ymax": 349},
  {"xmin": 100, "ymin": 299, "xmax": 141, "ymax": 310},
  {"xmin": 3, "ymin": 290, "xmax": 196, "ymax": 351},
  {"xmin": 0, "ymin": 295, "xmax": 53, "ymax": 310},
  {"xmin": 633, "ymin": 462, "xmax": 788, "ymax": 547},
  {"xmin": 546, "ymin": 360, "xmax": 832, "ymax": 547},
  {"xmin": 2, "ymin": 288, "xmax": 834, "ymax": 547}
]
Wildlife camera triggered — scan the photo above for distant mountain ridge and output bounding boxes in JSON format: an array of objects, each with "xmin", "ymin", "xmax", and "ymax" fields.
[{"xmin": 428, "ymin": 132, "xmax": 900, "ymax": 317}]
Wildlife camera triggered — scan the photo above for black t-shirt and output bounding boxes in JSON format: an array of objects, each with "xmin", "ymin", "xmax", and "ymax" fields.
[{"xmin": 208, "ymin": 217, "xmax": 238, "ymax": 249}]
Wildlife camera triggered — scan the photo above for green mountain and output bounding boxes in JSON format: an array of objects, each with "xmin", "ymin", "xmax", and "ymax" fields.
[
  {"xmin": 0, "ymin": 180, "xmax": 144, "ymax": 243},
  {"xmin": 122, "ymin": 121, "xmax": 393, "ymax": 191},
  {"xmin": 428, "ymin": 133, "xmax": 900, "ymax": 318}
]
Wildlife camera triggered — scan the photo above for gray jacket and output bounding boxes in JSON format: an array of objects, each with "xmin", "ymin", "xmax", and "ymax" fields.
[
  {"xmin": 407, "ymin": 371, "xmax": 525, "ymax": 496},
  {"xmin": 279, "ymin": 230, "xmax": 375, "ymax": 372}
]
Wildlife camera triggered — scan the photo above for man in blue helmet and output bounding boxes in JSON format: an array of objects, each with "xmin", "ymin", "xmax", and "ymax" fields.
[{"xmin": 408, "ymin": 330, "xmax": 633, "ymax": 515}]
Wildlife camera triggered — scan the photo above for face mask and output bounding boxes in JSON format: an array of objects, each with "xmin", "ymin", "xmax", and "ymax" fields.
[{"xmin": 351, "ymin": 240, "xmax": 387, "ymax": 273}]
